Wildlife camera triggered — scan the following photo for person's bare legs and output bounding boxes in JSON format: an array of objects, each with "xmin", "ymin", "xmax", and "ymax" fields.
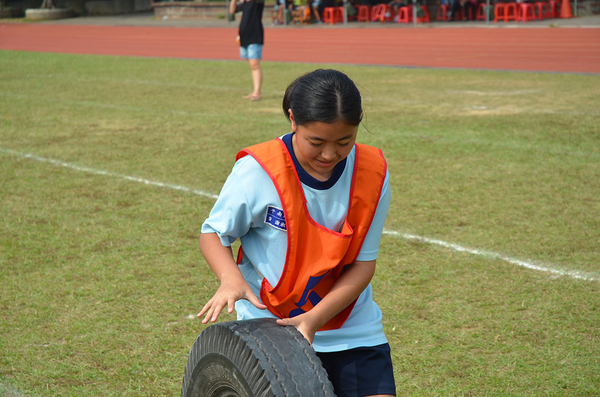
[{"xmin": 243, "ymin": 58, "xmax": 262, "ymax": 100}]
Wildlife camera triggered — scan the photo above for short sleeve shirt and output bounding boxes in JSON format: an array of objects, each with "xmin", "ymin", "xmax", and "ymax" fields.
[
  {"xmin": 236, "ymin": 0, "xmax": 264, "ymax": 47},
  {"xmin": 201, "ymin": 134, "xmax": 391, "ymax": 352}
]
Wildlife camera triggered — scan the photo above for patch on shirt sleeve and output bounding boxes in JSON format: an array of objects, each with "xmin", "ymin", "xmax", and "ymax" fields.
[{"xmin": 265, "ymin": 206, "xmax": 286, "ymax": 231}]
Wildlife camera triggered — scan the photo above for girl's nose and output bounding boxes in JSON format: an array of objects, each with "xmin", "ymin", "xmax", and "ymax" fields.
[{"xmin": 321, "ymin": 148, "xmax": 337, "ymax": 161}]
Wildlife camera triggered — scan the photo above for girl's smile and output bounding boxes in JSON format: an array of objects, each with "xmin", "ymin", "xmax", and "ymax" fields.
[{"xmin": 290, "ymin": 113, "xmax": 358, "ymax": 181}]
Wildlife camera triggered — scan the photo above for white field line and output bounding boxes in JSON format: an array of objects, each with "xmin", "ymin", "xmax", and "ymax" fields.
[
  {"xmin": 2, "ymin": 147, "xmax": 597, "ymax": 282},
  {"xmin": 383, "ymin": 231, "xmax": 598, "ymax": 282},
  {"xmin": 0, "ymin": 383, "xmax": 25, "ymax": 397},
  {"xmin": 0, "ymin": 148, "xmax": 218, "ymax": 200}
]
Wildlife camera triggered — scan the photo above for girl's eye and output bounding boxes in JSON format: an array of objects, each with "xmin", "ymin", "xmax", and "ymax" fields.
[
  {"xmin": 309, "ymin": 141, "xmax": 321, "ymax": 147},
  {"xmin": 338, "ymin": 141, "xmax": 351, "ymax": 147}
]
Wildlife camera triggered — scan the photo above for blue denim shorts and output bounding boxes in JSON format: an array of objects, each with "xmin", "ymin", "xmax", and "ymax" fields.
[
  {"xmin": 316, "ymin": 343, "xmax": 396, "ymax": 396},
  {"xmin": 240, "ymin": 44, "xmax": 263, "ymax": 60}
]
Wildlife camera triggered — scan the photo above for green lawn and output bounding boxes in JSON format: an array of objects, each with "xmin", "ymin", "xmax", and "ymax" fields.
[{"xmin": 1, "ymin": 50, "xmax": 599, "ymax": 396}]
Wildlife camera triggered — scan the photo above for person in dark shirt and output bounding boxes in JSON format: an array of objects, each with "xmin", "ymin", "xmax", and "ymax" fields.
[{"xmin": 230, "ymin": 0, "xmax": 265, "ymax": 101}]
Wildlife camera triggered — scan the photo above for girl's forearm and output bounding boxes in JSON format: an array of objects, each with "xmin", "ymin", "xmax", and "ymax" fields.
[
  {"xmin": 199, "ymin": 232, "xmax": 242, "ymax": 282},
  {"xmin": 307, "ymin": 260, "xmax": 376, "ymax": 331},
  {"xmin": 198, "ymin": 232, "xmax": 267, "ymax": 323}
]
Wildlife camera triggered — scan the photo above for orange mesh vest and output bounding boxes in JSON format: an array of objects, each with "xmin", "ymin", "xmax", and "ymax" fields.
[{"xmin": 236, "ymin": 138, "xmax": 387, "ymax": 331}]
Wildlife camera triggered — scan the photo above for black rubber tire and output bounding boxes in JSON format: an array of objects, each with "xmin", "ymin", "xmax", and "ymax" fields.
[{"xmin": 181, "ymin": 318, "xmax": 336, "ymax": 397}]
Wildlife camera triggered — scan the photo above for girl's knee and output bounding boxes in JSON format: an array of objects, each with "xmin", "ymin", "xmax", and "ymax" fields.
[{"xmin": 249, "ymin": 60, "xmax": 261, "ymax": 70}]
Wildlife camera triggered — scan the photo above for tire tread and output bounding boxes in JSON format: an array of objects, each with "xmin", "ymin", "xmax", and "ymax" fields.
[{"xmin": 182, "ymin": 319, "xmax": 336, "ymax": 397}]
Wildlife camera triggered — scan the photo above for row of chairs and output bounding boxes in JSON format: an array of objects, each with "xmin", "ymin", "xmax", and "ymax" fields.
[
  {"xmin": 323, "ymin": 4, "xmax": 431, "ymax": 24},
  {"xmin": 493, "ymin": 1, "xmax": 562, "ymax": 22},
  {"xmin": 436, "ymin": 1, "xmax": 562, "ymax": 22},
  {"xmin": 322, "ymin": 1, "xmax": 563, "ymax": 25}
]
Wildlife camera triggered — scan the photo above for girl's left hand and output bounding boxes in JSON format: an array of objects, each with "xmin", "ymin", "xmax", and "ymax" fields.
[
  {"xmin": 275, "ymin": 260, "xmax": 378, "ymax": 345},
  {"xmin": 276, "ymin": 314, "xmax": 319, "ymax": 345}
]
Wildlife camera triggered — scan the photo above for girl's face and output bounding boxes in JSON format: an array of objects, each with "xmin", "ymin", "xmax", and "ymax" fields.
[{"xmin": 289, "ymin": 111, "xmax": 358, "ymax": 181}]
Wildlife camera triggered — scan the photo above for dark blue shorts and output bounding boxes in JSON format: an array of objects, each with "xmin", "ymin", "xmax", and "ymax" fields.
[{"xmin": 316, "ymin": 343, "xmax": 396, "ymax": 397}]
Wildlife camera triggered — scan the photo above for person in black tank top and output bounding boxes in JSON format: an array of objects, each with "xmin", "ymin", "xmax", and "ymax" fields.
[{"xmin": 230, "ymin": 0, "xmax": 265, "ymax": 101}]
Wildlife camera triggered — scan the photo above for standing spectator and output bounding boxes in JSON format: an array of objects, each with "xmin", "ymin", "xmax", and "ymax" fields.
[
  {"xmin": 451, "ymin": 0, "xmax": 476, "ymax": 19},
  {"xmin": 310, "ymin": 0, "xmax": 322, "ymax": 22},
  {"xmin": 273, "ymin": 0, "xmax": 284, "ymax": 23},
  {"xmin": 231, "ymin": 0, "xmax": 264, "ymax": 101},
  {"xmin": 450, "ymin": 0, "xmax": 461, "ymax": 19},
  {"xmin": 275, "ymin": 0, "xmax": 294, "ymax": 24},
  {"xmin": 463, "ymin": 0, "xmax": 478, "ymax": 19}
]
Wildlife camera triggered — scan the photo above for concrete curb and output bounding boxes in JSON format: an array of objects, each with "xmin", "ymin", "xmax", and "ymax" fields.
[{"xmin": 25, "ymin": 8, "xmax": 74, "ymax": 21}]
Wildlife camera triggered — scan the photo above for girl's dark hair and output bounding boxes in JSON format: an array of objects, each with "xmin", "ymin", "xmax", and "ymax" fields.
[{"xmin": 282, "ymin": 69, "xmax": 363, "ymax": 127}]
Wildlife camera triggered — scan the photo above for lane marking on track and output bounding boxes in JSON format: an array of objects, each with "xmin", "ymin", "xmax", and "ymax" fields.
[{"xmin": 2, "ymin": 147, "xmax": 597, "ymax": 282}]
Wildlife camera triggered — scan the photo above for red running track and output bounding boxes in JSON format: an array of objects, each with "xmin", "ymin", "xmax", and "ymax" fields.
[{"xmin": 1, "ymin": 23, "xmax": 599, "ymax": 73}]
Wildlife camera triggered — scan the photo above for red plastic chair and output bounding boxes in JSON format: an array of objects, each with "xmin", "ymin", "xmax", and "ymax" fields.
[
  {"xmin": 533, "ymin": 1, "xmax": 547, "ymax": 19},
  {"xmin": 323, "ymin": 6, "xmax": 344, "ymax": 24},
  {"xmin": 546, "ymin": 0, "xmax": 560, "ymax": 18},
  {"xmin": 495, "ymin": 2, "xmax": 517, "ymax": 22},
  {"xmin": 476, "ymin": 2, "xmax": 487, "ymax": 20},
  {"xmin": 371, "ymin": 4, "xmax": 392, "ymax": 22},
  {"xmin": 436, "ymin": 3, "xmax": 449, "ymax": 20},
  {"xmin": 334, "ymin": 6, "xmax": 344, "ymax": 22},
  {"xmin": 504, "ymin": 2, "xmax": 517, "ymax": 21},
  {"xmin": 397, "ymin": 5, "xmax": 413, "ymax": 23},
  {"xmin": 517, "ymin": 2, "xmax": 536, "ymax": 21},
  {"xmin": 357, "ymin": 5, "xmax": 371, "ymax": 22},
  {"xmin": 494, "ymin": 3, "xmax": 506, "ymax": 22},
  {"xmin": 323, "ymin": 7, "xmax": 335, "ymax": 24},
  {"xmin": 418, "ymin": 5, "xmax": 431, "ymax": 22},
  {"xmin": 370, "ymin": 4, "xmax": 381, "ymax": 21}
]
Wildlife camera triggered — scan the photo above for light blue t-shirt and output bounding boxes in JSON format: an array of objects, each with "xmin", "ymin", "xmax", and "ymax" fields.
[{"xmin": 201, "ymin": 135, "xmax": 391, "ymax": 352}]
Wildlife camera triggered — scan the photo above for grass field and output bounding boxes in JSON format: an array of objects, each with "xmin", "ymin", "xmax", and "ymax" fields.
[{"xmin": 1, "ymin": 49, "xmax": 599, "ymax": 396}]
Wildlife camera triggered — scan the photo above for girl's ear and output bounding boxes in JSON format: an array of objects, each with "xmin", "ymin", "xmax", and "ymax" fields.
[{"xmin": 288, "ymin": 109, "xmax": 297, "ymax": 132}]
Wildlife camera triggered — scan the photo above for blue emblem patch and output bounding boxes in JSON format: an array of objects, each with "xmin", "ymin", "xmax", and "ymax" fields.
[{"xmin": 265, "ymin": 206, "xmax": 286, "ymax": 231}]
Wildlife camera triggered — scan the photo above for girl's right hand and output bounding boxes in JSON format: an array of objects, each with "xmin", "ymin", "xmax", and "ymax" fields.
[
  {"xmin": 197, "ymin": 275, "xmax": 267, "ymax": 324},
  {"xmin": 276, "ymin": 313, "xmax": 319, "ymax": 345}
]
